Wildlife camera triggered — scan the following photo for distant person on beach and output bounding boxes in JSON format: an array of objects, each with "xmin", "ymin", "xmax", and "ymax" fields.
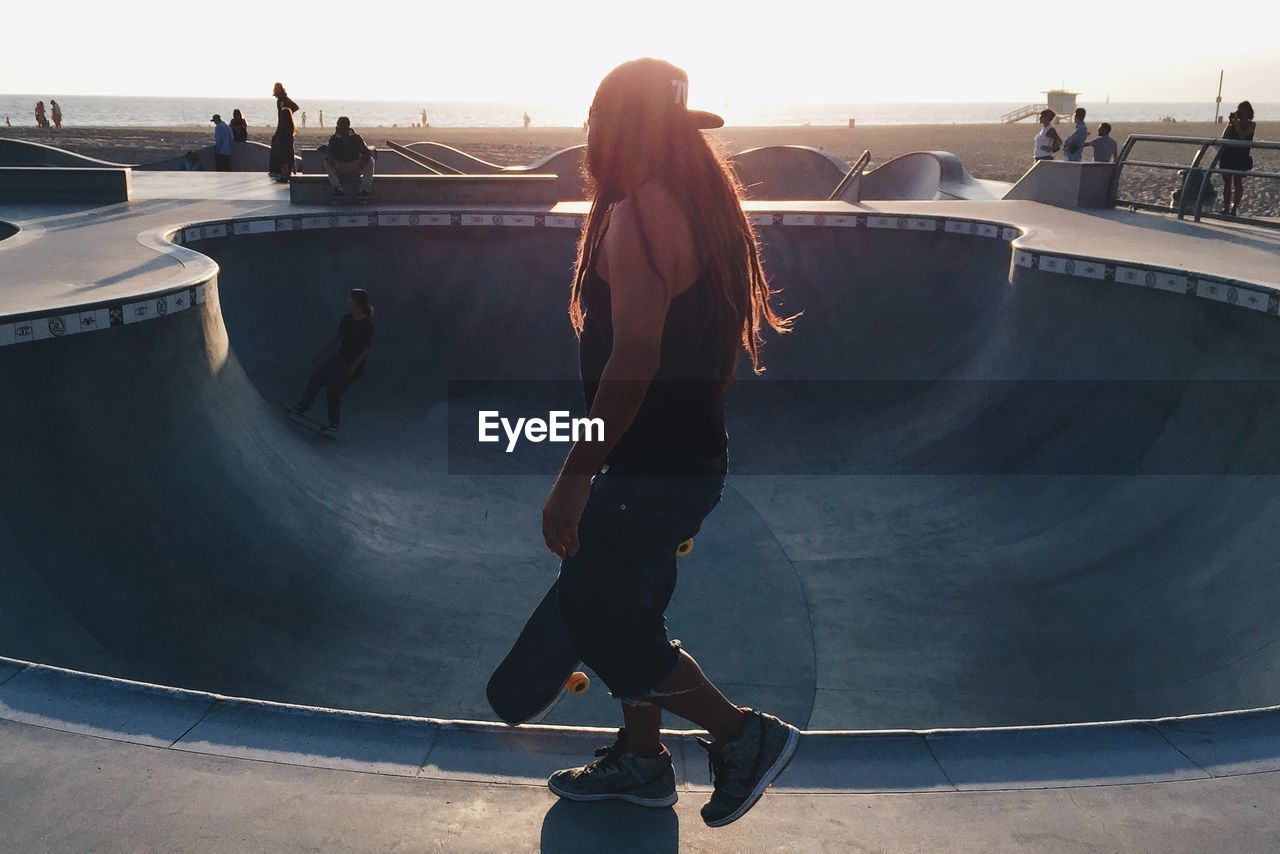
[
  {"xmin": 541, "ymin": 57, "xmax": 798, "ymax": 828},
  {"xmin": 211, "ymin": 114, "xmax": 234, "ymax": 171},
  {"xmin": 1062, "ymin": 108, "xmax": 1088, "ymax": 162},
  {"xmin": 4, "ymin": 117, "xmax": 10, "ymax": 128},
  {"xmin": 421, "ymin": 109, "xmax": 428, "ymax": 127},
  {"xmin": 34, "ymin": 101, "xmax": 47, "ymax": 128},
  {"xmin": 1220, "ymin": 101, "xmax": 1256, "ymax": 216},
  {"xmin": 1084, "ymin": 123, "xmax": 1117, "ymax": 163},
  {"xmin": 182, "ymin": 151, "xmax": 201, "ymax": 171},
  {"xmin": 50, "ymin": 100, "xmax": 62, "ymax": 129},
  {"xmin": 1033, "ymin": 109, "xmax": 1061, "ymax": 161},
  {"xmin": 325, "ymin": 117, "xmax": 376, "ymax": 198},
  {"xmin": 290, "ymin": 288, "xmax": 375, "ymax": 435},
  {"xmin": 269, "ymin": 82, "xmax": 300, "ymax": 180},
  {"xmin": 319, "ymin": 110, "xmax": 324, "ymax": 128},
  {"xmin": 523, "ymin": 111, "xmax": 532, "ymax": 128},
  {"xmin": 300, "ymin": 110, "xmax": 307, "ymax": 129},
  {"xmin": 230, "ymin": 108, "xmax": 248, "ymax": 143}
]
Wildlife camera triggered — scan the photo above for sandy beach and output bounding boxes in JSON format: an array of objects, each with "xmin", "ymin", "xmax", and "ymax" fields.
[{"xmin": 3, "ymin": 121, "xmax": 1277, "ymax": 212}]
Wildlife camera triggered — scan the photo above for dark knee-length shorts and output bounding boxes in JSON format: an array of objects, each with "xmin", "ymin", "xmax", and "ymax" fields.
[{"xmin": 557, "ymin": 464, "xmax": 725, "ymax": 699}]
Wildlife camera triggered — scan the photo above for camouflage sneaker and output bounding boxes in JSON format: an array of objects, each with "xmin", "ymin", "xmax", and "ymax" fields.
[
  {"xmin": 548, "ymin": 729, "xmax": 678, "ymax": 808},
  {"xmin": 699, "ymin": 709, "xmax": 800, "ymax": 827}
]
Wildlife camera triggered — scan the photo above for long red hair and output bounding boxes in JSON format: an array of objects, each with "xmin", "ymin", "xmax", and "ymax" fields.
[{"xmin": 569, "ymin": 61, "xmax": 794, "ymax": 374}]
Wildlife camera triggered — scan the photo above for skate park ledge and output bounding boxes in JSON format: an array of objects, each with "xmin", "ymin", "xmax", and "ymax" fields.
[{"xmin": 3, "ymin": 654, "xmax": 1279, "ymax": 794}]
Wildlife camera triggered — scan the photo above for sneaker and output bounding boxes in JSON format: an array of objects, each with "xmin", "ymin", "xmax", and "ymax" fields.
[
  {"xmin": 324, "ymin": 424, "xmax": 339, "ymax": 434},
  {"xmin": 699, "ymin": 710, "xmax": 799, "ymax": 827},
  {"xmin": 289, "ymin": 403, "xmax": 306, "ymax": 415},
  {"xmin": 358, "ymin": 190, "xmax": 370, "ymax": 199},
  {"xmin": 547, "ymin": 729, "xmax": 677, "ymax": 808},
  {"xmin": 332, "ymin": 186, "xmax": 345, "ymax": 197}
]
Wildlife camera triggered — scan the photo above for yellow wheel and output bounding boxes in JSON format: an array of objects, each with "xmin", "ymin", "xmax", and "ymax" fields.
[
  {"xmin": 675, "ymin": 538, "xmax": 694, "ymax": 558},
  {"xmin": 566, "ymin": 671, "xmax": 590, "ymax": 695}
]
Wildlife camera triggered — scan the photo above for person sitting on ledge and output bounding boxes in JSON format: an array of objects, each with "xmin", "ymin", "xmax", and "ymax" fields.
[{"xmin": 325, "ymin": 116, "xmax": 376, "ymax": 198}]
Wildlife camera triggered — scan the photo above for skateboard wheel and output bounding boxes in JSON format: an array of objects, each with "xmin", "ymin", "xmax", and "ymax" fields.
[
  {"xmin": 675, "ymin": 539, "xmax": 694, "ymax": 558},
  {"xmin": 566, "ymin": 671, "xmax": 590, "ymax": 695}
]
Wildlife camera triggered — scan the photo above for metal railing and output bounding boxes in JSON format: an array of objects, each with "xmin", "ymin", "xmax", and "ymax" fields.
[
  {"xmin": 1110, "ymin": 134, "xmax": 1279, "ymax": 231},
  {"xmin": 1002, "ymin": 103, "xmax": 1047, "ymax": 124},
  {"xmin": 828, "ymin": 149, "xmax": 872, "ymax": 201}
]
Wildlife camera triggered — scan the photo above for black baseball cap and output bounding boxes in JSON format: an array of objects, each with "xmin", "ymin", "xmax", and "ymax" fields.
[{"xmin": 210, "ymin": 114, "xmax": 221, "ymax": 122}]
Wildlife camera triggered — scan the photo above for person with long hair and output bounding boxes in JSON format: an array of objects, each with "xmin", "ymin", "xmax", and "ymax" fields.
[
  {"xmin": 271, "ymin": 104, "xmax": 297, "ymax": 183},
  {"xmin": 229, "ymin": 108, "xmax": 249, "ymax": 143},
  {"xmin": 1220, "ymin": 100, "xmax": 1256, "ymax": 216},
  {"xmin": 269, "ymin": 82, "xmax": 300, "ymax": 181},
  {"xmin": 540, "ymin": 58, "xmax": 798, "ymax": 828}
]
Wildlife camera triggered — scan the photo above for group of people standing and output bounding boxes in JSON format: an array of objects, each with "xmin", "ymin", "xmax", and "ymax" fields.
[
  {"xmin": 1033, "ymin": 108, "xmax": 1116, "ymax": 163},
  {"xmin": 33, "ymin": 100, "xmax": 62, "ymax": 129},
  {"xmin": 1033, "ymin": 101, "xmax": 1258, "ymax": 215}
]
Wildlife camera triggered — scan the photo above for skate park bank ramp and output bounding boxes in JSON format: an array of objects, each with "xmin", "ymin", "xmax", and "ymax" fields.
[{"xmin": 3, "ymin": 209, "xmax": 1280, "ymax": 733}]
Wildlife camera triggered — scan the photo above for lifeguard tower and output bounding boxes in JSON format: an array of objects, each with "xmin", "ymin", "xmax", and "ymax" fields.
[{"xmin": 1002, "ymin": 89, "xmax": 1080, "ymax": 123}]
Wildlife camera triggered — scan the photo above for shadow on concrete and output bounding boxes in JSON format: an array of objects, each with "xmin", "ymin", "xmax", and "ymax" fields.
[{"xmin": 540, "ymin": 799, "xmax": 678, "ymax": 853}]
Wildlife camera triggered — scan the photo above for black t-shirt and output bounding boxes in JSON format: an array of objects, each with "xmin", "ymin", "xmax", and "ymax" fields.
[{"xmin": 338, "ymin": 313, "xmax": 374, "ymax": 374}]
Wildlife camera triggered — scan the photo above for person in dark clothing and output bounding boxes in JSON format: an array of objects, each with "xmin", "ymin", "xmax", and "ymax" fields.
[
  {"xmin": 292, "ymin": 289, "xmax": 374, "ymax": 434},
  {"xmin": 325, "ymin": 116, "xmax": 376, "ymax": 197},
  {"xmin": 229, "ymin": 108, "xmax": 249, "ymax": 143},
  {"xmin": 1220, "ymin": 100, "xmax": 1256, "ymax": 216},
  {"xmin": 541, "ymin": 58, "xmax": 799, "ymax": 829},
  {"xmin": 269, "ymin": 82, "xmax": 300, "ymax": 180},
  {"xmin": 270, "ymin": 103, "xmax": 296, "ymax": 184}
]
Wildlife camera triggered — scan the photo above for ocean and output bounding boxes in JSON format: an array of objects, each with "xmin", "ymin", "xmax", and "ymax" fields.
[{"xmin": 1, "ymin": 95, "xmax": 1269, "ymax": 129}]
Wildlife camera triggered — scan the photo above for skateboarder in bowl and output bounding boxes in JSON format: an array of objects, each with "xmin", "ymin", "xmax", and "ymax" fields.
[
  {"xmin": 291, "ymin": 289, "xmax": 373, "ymax": 434},
  {"xmin": 539, "ymin": 58, "xmax": 800, "ymax": 828}
]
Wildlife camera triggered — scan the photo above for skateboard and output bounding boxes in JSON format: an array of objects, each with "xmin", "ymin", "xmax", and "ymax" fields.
[
  {"xmin": 279, "ymin": 399, "xmax": 335, "ymax": 439},
  {"xmin": 486, "ymin": 538, "xmax": 694, "ymax": 726}
]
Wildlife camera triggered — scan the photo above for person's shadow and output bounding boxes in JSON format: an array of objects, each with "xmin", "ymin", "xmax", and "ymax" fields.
[{"xmin": 540, "ymin": 799, "xmax": 679, "ymax": 853}]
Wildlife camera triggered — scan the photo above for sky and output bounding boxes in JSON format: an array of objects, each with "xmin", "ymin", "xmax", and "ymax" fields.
[{"xmin": 4, "ymin": 0, "xmax": 1276, "ymax": 105}]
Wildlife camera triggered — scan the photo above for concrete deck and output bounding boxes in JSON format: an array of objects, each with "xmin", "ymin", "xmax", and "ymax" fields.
[{"xmin": 4, "ymin": 171, "xmax": 1280, "ymax": 850}]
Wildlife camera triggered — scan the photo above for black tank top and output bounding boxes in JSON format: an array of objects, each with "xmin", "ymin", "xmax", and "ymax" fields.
[{"xmin": 579, "ymin": 263, "xmax": 734, "ymax": 470}]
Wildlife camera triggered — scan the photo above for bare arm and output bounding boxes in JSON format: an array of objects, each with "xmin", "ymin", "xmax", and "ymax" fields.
[{"xmin": 313, "ymin": 333, "xmax": 340, "ymax": 364}]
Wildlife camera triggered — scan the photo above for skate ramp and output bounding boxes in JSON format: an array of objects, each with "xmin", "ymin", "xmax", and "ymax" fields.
[{"xmin": 4, "ymin": 221, "xmax": 1280, "ymax": 730}]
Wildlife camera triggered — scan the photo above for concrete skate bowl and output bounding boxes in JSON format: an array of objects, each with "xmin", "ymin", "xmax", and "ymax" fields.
[{"xmin": 4, "ymin": 215, "xmax": 1280, "ymax": 732}]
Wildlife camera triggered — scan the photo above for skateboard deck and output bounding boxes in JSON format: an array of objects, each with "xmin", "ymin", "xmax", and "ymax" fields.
[
  {"xmin": 487, "ymin": 538, "xmax": 695, "ymax": 726},
  {"xmin": 279, "ymin": 400, "xmax": 335, "ymax": 438},
  {"xmin": 487, "ymin": 579, "xmax": 586, "ymax": 725}
]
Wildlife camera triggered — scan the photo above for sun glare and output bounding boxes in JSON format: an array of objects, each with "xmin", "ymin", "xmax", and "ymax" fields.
[{"xmin": 2, "ymin": 0, "xmax": 1277, "ymax": 105}]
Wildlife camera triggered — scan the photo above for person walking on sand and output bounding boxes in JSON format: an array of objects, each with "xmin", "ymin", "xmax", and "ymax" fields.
[
  {"xmin": 300, "ymin": 110, "xmax": 307, "ymax": 129},
  {"xmin": 319, "ymin": 110, "xmax": 324, "ymax": 128},
  {"xmin": 49, "ymin": 100, "xmax": 62, "ymax": 129},
  {"xmin": 325, "ymin": 116, "xmax": 376, "ymax": 198},
  {"xmin": 291, "ymin": 289, "xmax": 375, "ymax": 435},
  {"xmin": 421, "ymin": 109, "xmax": 428, "ymax": 127},
  {"xmin": 1084, "ymin": 122, "xmax": 1117, "ymax": 163},
  {"xmin": 1062, "ymin": 107, "xmax": 1088, "ymax": 162},
  {"xmin": 1220, "ymin": 101, "xmax": 1256, "ymax": 216},
  {"xmin": 211, "ymin": 114, "xmax": 234, "ymax": 171},
  {"xmin": 523, "ymin": 111, "xmax": 532, "ymax": 128},
  {"xmin": 541, "ymin": 57, "xmax": 800, "ymax": 829},
  {"xmin": 34, "ymin": 101, "xmax": 47, "ymax": 129},
  {"xmin": 269, "ymin": 82, "xmax": 300, "ymax": 180},
  {"xmin": 1033, "ymin": 109, "xmax": 1061, "ymax": 161},
  {"xmin": 230, "ymin": 108, "xmax": 248, "ymax": 143}
]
